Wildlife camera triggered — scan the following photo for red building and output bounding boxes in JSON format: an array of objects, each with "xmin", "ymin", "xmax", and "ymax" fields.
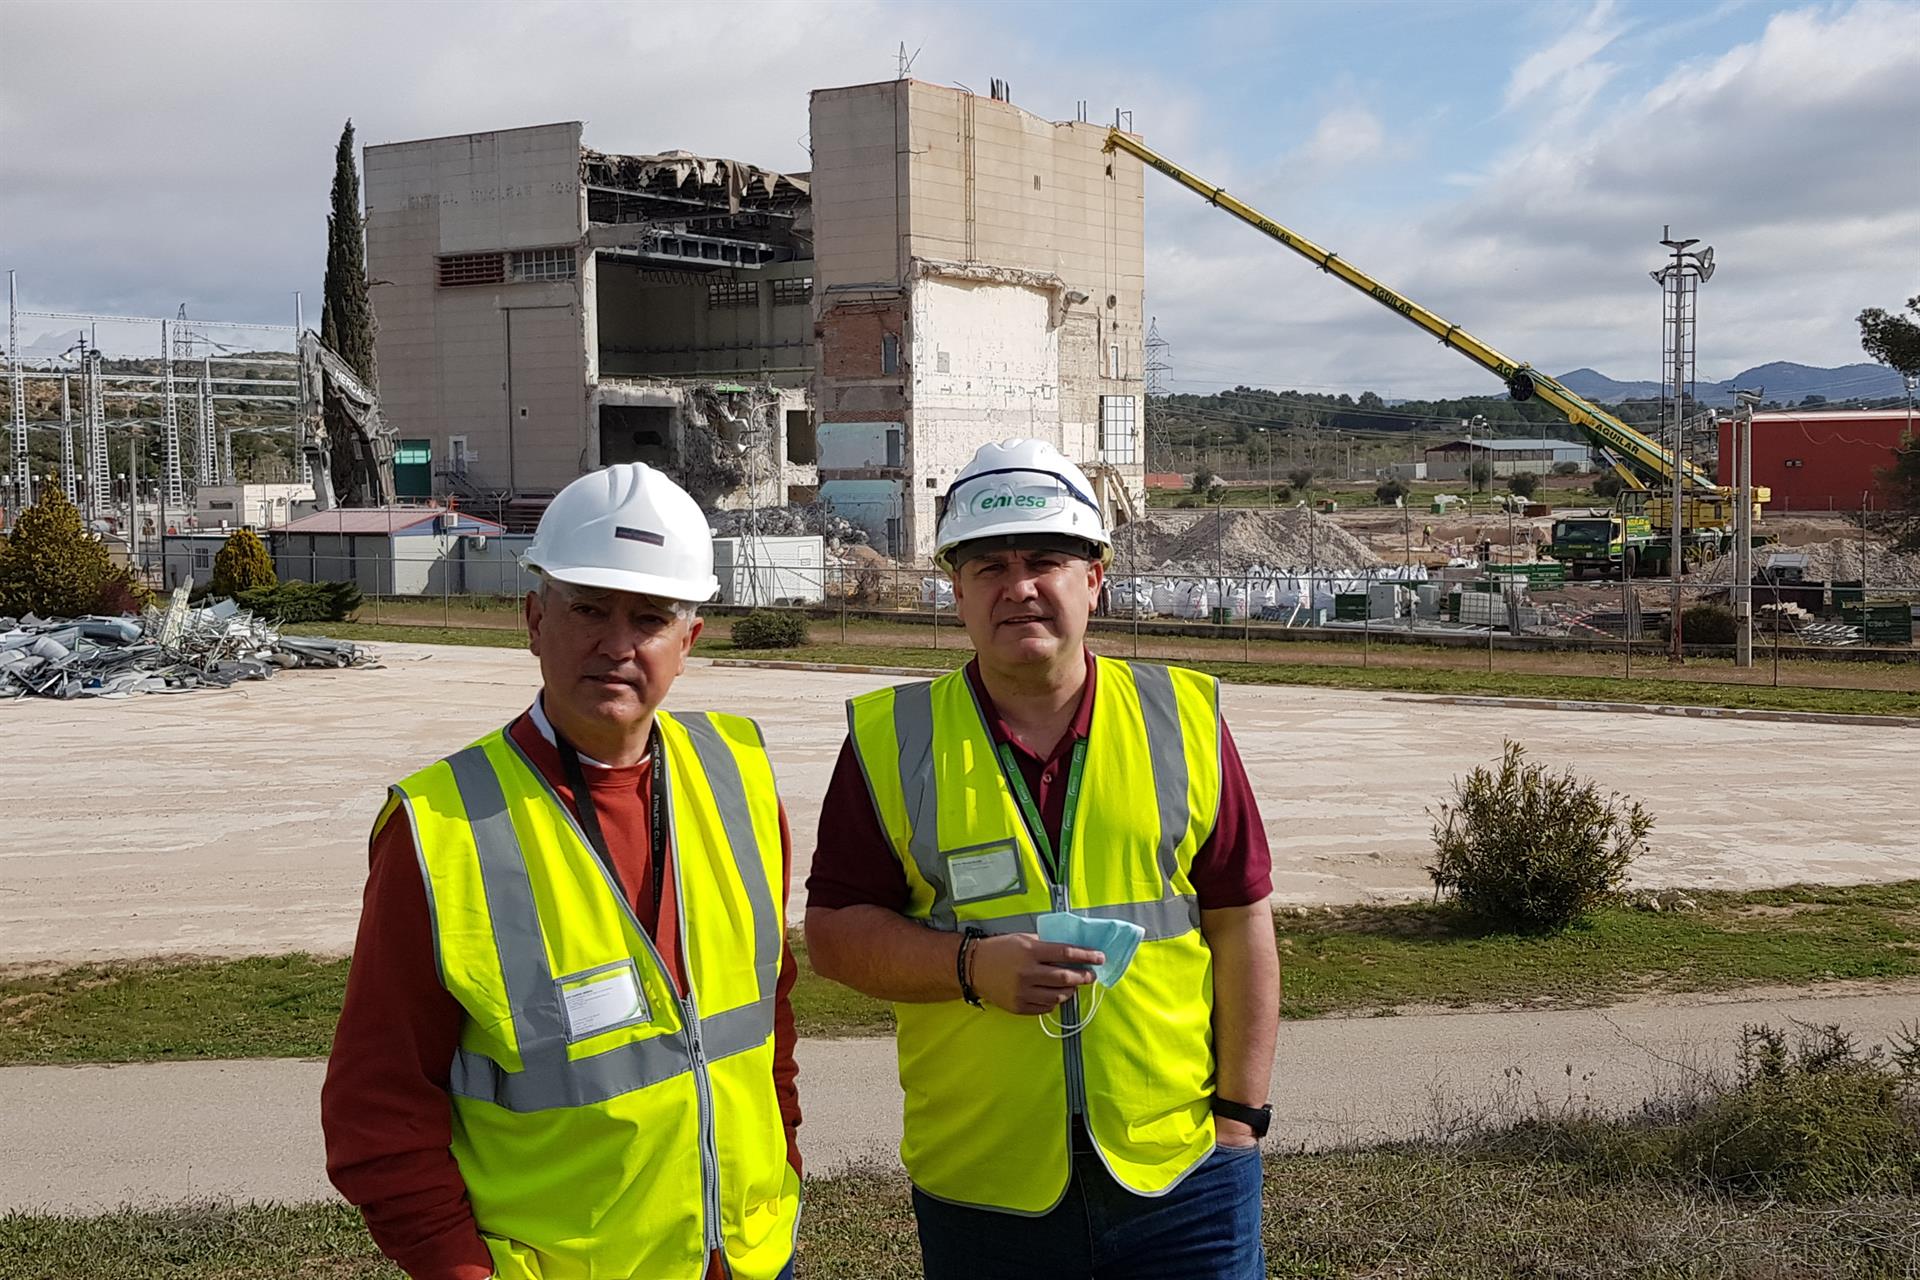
[{"xmin": 1718, "ymin": 409, "xmax": 1917, "ymax": 513}]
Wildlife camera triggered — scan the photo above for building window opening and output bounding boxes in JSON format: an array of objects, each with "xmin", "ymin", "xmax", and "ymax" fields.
[
  {"xmin": 599, "ymin": 405, "xmax": 676, "ymax": 467},
  {"xmin": 772, "ymin": 277, "xmax": 812, "ymax": 306},
  {"xmin": 438, "ymin": 253, "xmax": 507, "ymax": 287},
  {"xmin": 785, "ymin": 409, "xmax": 817, "ymax": 465},
  {"xmin": 509, "ymin": 248, "xmax": 577, "ymax": 282},
  {"xmin": 1100, "ymin": 395, "xmax": 1138, "ymax": 465},
  {"xmin": 881, "ymin": 332, "xmax": 900, "ymax": 376},
  {"xmin": 707, "ymin": 280, "xmax": 759, "ymax": 309}
]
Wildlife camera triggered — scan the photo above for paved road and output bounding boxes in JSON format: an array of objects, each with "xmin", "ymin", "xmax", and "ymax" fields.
[
  {"xmin": 5, "ymin": 986, "xmax": 1914, "ymax": 1214},
  {"xmin": 7, "ymin": 643, "xmax": 1918, "ymax": 963}
]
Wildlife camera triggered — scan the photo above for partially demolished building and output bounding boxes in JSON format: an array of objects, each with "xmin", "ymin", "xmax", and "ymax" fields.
[{"xmin": 363, "ymin": 81, "xmax": 1146, "ymax": 557}]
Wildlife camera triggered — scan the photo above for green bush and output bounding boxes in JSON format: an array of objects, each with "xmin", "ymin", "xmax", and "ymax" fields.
[
  {"xmin": 1374, "ymin": 479, "xmax": 1409, "ymax": 506},
  {"xmin": 1287, "ymin": 467, "xmax": 1315, "ymax": 492},
  {"xmin": 235, "ymin": 580, "xmax": 363, "ymax": 623},
  {"xmin": 1592, "ymin": 473, "xmax": 1626, "ymax": 500},
  {"xmin": 0, "ymin": 488, "xmax": 148, "ymax": 617},
  {"xmin": 1661, "ymin": 603, "xmax": 1738, "ymax": 646},
  {"xmin": 1174, "ymin": 495, "xmax": 1199, "ymax": 509},
  {"xmin": 1671, "ymin": 1024, "xmax": 1920, "ymax": 1198},
  {"xmin": 210, "ymin": 528, "xmax": 276, "ymax": 598},
  {"xmin": 1552, "ymin": 460, "xmax": 1582, "ymax": 477},
  {"xmin": 1427, "ymin": 740, "xmax": 1652, "ymax": 932},
  {"xmin": 1189, "ymin": 467, "xmax": 1216, "ymax": 494},
  {"xmin": 731, "ymin": 609, "xmax": 809, "ymax": 650},
  {"xmin": 1507, "ymin": 471, "xmax": 1540, "ymax": 499}
]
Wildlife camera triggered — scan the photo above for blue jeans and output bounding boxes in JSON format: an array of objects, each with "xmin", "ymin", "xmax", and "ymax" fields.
[{"xmin": 912, "ymin": 1142, "xmax": 1264, "ymax": 1279}]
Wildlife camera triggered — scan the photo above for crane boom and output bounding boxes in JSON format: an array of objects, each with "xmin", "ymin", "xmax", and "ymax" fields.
[{"xmin": 1104, "ymin": 128, "xmax": 1723, "ymax": 496}]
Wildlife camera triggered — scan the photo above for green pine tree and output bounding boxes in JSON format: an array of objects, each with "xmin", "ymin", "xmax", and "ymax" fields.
[
  {"xmin": 211, "ymin": 527, "xmax": 276, "ymax": 598},
  {"xmin": 0, "ymin": 488, "xmax": 142, "ymax": 617}
]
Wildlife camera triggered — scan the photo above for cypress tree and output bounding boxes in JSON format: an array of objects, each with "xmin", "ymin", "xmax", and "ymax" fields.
[{"xmin": 321, "ymin": 120, "xmax": 376, "ymax": 386}]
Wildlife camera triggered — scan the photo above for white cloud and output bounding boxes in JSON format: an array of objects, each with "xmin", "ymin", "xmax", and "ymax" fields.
[
  {"xmin": 1503, "ymin": 0, "xmax": 1628, "ymax": 121},
  {"xmin": 1145, "ymin": 0, "xmax": 1920, "ymax": 397},
  {"xmin": 1292, "ymin": 106, "xmax": 1386, "ymax": 170}
]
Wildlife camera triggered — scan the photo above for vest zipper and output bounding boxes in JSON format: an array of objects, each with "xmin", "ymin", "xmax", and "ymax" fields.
[
  {"xmin": 1052, "ymin": 883, "xmax": 1090, "ymax": 1130},
  {"xmin": 683, "ymin": 993, "xmax": 728, "ymax": 1264}
]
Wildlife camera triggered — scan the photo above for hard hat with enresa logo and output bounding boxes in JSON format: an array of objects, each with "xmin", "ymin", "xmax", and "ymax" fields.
[
  {"xmin": 521, "ymin": 463, "xmax": 718, "ymax": 602},
  {"xmin": 934, "ymin": 439, "xmax": 1113, "ymax": 571}
]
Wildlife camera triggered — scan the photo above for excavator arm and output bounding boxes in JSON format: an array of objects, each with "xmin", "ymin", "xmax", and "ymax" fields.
[{"xmin": 1104, "ymin": 129, "xmax": 1730, "ymax": 500}]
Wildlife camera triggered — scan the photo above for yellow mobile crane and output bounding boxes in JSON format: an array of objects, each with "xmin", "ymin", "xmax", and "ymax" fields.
[{"xmin": 1104, "ymin": 129, "xmax": 1763, "ymax": 576}]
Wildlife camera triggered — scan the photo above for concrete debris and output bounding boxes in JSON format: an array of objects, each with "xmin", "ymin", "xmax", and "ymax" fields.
[
  {"xmin": 0, "ymin": 599, "xmax": 374, "ymax": 701},
  {"xmin": 709, "ymin": 504, "xmax": 869, "ymax": 546},
  {"xmin": 1112, "ymin": 509, "xmax": 1386, "ymax": 574},
  {"xmin": 1699, "ymin": 537, "xmax": 1920, "ymax": 588}
]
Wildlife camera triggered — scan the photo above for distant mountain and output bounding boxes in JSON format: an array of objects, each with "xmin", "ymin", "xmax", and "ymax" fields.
[
  {"xmin": 1556, "ymin": 362, "xmax": 1906, "ymax": 407},
  {"xmin": 21, "ymin": 328, "xmax": 85, "ymax": 361}
]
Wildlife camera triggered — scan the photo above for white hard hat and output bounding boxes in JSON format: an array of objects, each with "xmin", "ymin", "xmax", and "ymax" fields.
[
  {"xmin": 522, "ymin": 463, "xmax": 718, "ymax": 602},
  {"xmin": 934, "ymin": 439, "xmax": 1113, "ymax": 571}
]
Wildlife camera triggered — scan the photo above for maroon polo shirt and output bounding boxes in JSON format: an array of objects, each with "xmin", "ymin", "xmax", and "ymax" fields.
[{"xmin": 807, "ymin": 652, "xmax": 1272, "ymax": 911}]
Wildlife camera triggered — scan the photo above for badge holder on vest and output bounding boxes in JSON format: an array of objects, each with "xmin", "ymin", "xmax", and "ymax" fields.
[
  {"xmin": 552, "ymin": 723, "xmax": 669, "ymax": 929},
  {"xmin": 993, "ymin": 739, "xmax": 1144, "ymax": 1039}
]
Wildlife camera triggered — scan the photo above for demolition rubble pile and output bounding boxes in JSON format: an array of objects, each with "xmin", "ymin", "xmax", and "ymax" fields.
[
  {"xmin": 1698, "ymin": 537, "xmax": 1920, "ymax": 589},
  {"xmin": 0, "ymin": 594, "xmax": 373, "ymax": 700},
  {"xmin": 1111, "ymin": 509, "xmax": 1385, "ymax": 573},
  {"xmin": 709, "ymin": 504, "xmax": 869, "ymax": 546}
]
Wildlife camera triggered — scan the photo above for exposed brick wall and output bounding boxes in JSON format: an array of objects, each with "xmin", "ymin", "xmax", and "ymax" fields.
[{"xmin": 818, "ymin": 303, "xmax": 906, "ymax": 381}]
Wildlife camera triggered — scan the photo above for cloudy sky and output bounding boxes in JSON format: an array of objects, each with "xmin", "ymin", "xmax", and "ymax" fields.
[{"xmin": 2, "ymin": 0, "xmax": 1916, "ymax": 396}]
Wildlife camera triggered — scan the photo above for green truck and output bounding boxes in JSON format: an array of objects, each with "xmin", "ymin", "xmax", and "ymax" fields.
[{"xmin": 1544, "ymin": 511, "xmax": 1654, "ymax": 579}]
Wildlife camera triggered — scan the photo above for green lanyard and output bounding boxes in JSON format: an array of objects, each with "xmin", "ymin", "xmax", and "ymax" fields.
[{"xmin": 995, "ymin": 737, "xmax": 1088, "ymax": 884}]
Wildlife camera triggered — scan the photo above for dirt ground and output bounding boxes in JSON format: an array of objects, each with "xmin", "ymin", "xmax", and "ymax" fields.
[{"xmin": 4, "ymin": 640, "xmax": 1916, "ymax": 963}]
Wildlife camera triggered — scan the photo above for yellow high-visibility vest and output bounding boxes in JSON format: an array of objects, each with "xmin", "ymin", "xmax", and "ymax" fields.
[
  {"xmin": 847, "ymin": 656, "xmax": 1224, "ymax": 1214},
  {"xmin": 390, "ymin": 710, "xmax": 800, "ymax": 1279}
]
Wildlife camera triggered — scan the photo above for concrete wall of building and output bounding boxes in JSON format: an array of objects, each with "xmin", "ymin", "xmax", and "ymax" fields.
[
  {"xmin": 365, "ymin": 123, "xmax": 592, "ymax": 498},
  {"xmin": 809, "ymin": 81, "xmax": 1146, "ymax": 561}
]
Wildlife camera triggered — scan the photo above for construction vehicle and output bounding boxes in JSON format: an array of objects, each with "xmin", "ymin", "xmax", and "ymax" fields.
[
  {"xmin": 1102, "ymin": 129, "xmax": 1765, "ymax": 578},
  {"xmin": 1546, "ymin": 509, "xmax": 1654, "ymax": 579}
]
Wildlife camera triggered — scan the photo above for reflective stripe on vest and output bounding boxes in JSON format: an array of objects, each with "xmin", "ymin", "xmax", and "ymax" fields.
[
  {"xmin": 845, "ymin": 657, "xmax": 1224, "ymax": 1213},
  {"xmin": 394, "ymin": 710, "xmax": 799, "ymax": 1279}
]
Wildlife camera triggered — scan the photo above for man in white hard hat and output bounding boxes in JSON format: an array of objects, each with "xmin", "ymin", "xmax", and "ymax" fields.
[
  {"xmin": 806, "ymin": 439, "xmax": 1280, "ymax": 1278},
  {"xmin": 324, "ymin": 463, "xmax": 802, "ymax": 1280}
]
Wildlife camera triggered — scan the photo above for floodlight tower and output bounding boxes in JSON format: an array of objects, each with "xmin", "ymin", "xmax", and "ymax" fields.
[{"xmin": 1650, "ymin": 227, "xmax": 1714, "ymax": 662}]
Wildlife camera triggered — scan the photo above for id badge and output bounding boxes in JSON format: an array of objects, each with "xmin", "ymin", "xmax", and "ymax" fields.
[
  {"xmin": 557, "ymin": 960, "xmax": 652, "ymax": 1041},
  {"xmin": 945, "ymin": 840, "xmax": 1025, "ymax": 905}
]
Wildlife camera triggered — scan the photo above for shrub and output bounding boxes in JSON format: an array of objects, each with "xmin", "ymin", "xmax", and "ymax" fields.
[
  {"xmin": 1467, "ymin": 461, "xmax": 1493, "ymax": 487},
  {"xmin": 1189, "ymin": 467, "xmax": 1216, "ymax": 494},
  {"xmin": 1673, "ymin": 1023, "xmax": 1920, "ymax": 1198},
  {"xmin": 1272, "ymin": 485, "xmax": 1292, "ymax": 504},
  {"xmin": 1660, "ymin": 603, "xmax": 1738, "ymax": 646},
  {"xmin": 235, "ymin": 580, "xmax": 362, "ymax": 623},
  {"xmin": 1592, "ymin": 473, "xmax": 1626, "ymax": 500},
  {"xmin": 210, "ymin": 528, "xmax": 276, "ymax": 598},
  {"xmin": 1507, "ymin": 471, "xmax": 1540, "ymax": 499},
  {"xmin": 1427, "ymin": 740, "xmax": 1652, "ymax": 932},
  {"xmin": 731, "ymin": 609, "xmax": 809, "ymax": 650},
  {"xmin": 1287, "ymin": 467, "xmax": 1315, "ymax": 492},
  {"xmin": 1374, "ymin": 479, "xmax": 1409, "ymax": 506},
  {"xmin": 0, "ymin": 488, "xmax": 147, "ymax": 617},
  {"xmin": 1552, "ymin": 460, "xmax": 1582, "ymax": 477},
  {"xmin": 1174, "ymin": 495, "xmax": 1199, "ymax": 509}
]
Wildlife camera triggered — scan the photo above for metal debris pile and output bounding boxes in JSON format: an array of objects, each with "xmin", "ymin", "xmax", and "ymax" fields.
[{"xmin": 0, "ymin": 589, "xmax": 373, "ymax": 700}]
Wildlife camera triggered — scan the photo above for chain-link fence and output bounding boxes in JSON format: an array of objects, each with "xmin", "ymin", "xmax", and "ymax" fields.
[{"xmin": 154, "ymin": 532, "xmax": 1920, "ymax": 699}]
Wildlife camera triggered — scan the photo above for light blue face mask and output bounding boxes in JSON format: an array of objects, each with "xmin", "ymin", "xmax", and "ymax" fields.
[{"xmin": 1038, "ymin": 911, "xmax": 1145, "ymax": 987}]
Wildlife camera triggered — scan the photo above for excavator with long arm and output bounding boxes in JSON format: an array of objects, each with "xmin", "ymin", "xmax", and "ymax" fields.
[{"xmin": 1103, "ymin": 128, "xmax": 1762, "ymax": 575}]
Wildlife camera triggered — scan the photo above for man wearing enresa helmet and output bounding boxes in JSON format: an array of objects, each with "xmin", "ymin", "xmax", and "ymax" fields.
[
  {"xmin": 806, "ymin": 439, "xmax": 1279, "ymax": 1278},
  {"xmin": 324, "ymin": 463, "xmax": 802, "ymax": 1280}
]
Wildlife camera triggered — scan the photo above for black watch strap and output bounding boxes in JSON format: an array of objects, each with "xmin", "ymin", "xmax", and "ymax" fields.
[{"xmin": 1211, "ymin": 1096, "xmax": 1272, "ymax": 1138}]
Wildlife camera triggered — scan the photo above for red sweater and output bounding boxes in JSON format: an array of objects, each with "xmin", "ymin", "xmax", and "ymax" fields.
[{"xmin": 322, "ymin": 712, "xmax": 801, "ymax": 1280}]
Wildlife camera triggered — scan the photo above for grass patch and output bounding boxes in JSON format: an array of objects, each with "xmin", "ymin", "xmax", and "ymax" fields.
[
  {"xmin": 723, "ymin": 641, "xmax": 1920, "ymax": 718},
  {"xmin": 4, "ymin": 886, "xmax": 1914, "ymax": 1064},
  {"xmin": 7, "ymin": 1150, "xmax": 1914, "ymax": 1279},
  {"xmin": 1278, "ymin": 881, "xmax": 1920, "ymax": 1018}
]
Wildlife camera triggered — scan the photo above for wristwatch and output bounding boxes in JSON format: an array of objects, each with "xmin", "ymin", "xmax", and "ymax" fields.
[{"xmin": 1211, "ymin": 1096, "xmax": 1272, "ymax": 1139}]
